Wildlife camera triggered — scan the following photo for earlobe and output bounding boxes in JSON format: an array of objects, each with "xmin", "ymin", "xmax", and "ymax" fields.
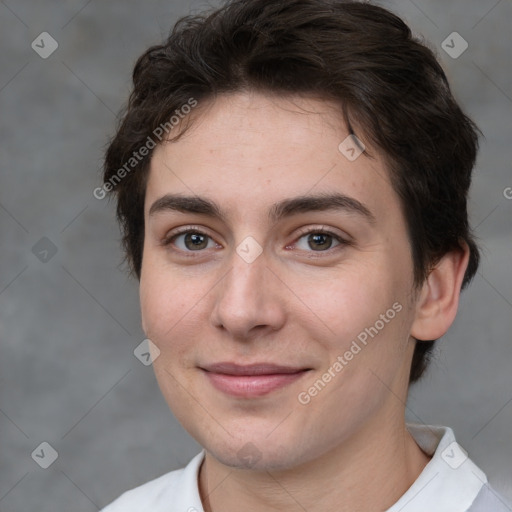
[{"xmin": 410, "ymin": 242, "xmax": 470, "ymax": 341}]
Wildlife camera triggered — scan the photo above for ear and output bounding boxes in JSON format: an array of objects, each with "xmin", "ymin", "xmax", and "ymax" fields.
[{"xmin": 410, "ymin": 242, "xmax": 470, "ymax": 341}]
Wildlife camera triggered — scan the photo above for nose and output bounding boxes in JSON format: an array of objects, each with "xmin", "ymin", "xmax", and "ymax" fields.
[{"xmin": 210, "ymin": 247, "xmax": 286, "ymax": 341}]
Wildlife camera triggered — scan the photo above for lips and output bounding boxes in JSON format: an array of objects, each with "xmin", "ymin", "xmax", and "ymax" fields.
[
  {"xmin": 200, "ymin": 362, "xmax": 311, "ymax": 397},
  {"xmin": 202, "ymin": 362, "xmax": 308, "ymax": 376}
]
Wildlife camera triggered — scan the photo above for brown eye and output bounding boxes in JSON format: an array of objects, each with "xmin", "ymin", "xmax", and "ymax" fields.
[
  {"xmin": 307, "ymin": 233, "xmax": 334, "ymax": 251},
  {"xmin": 294, "ymin": 230, "xmax": 344, "ymax": 252},
  {"xmin": 183, "ymin": 232, "xmax": 209, "ymax": 250},
  {"xmin": 166, "ymin": 230, "xmax": 217, "ymax": 252}
]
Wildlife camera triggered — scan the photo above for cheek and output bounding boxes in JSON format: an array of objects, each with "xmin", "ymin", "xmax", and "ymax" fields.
[
  {"xmin": 294, "ymin": 259, "xmax": 412, "ymax": 385},
  {"xmin": 297, "ymin": 263, "xmax": 397, "ymax": 340},
  {"xmin": 139, "ymin": 256, "xmax": 190, "ymax": 348},
  {"xmin": 139, "ymin": 254, "xmax": 218, "ymax": 371}
]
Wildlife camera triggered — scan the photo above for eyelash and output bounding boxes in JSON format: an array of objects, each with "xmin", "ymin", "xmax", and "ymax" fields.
[
  {"xmin": 162, "ymin": 226, "xmax": 350, "ymax": 256},
  {"xmin": 161, "ymin": 227, "xmax": 220, "ymax": 256},
  {"xmin": 292, "ymin": 227, "xmax": 349, "ymax": 253}
]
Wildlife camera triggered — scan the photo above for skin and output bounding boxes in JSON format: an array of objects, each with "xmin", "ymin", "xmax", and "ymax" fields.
[{"xmin": 139, "ymin": 91, "xmax": 469, "ymax": 511}]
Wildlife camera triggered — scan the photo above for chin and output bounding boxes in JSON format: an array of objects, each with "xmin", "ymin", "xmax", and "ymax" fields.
[
  {"xmin": 199, "ymin": 427, "xmax": 317, "ymax": 472},
  {"xmin": 207, "ymin": 442, "xmax": 297, "ymax": 471}
]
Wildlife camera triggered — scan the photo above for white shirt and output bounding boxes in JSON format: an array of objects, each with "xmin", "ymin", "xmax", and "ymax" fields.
[{"xmin": 101, "ymin": 424, "xmax": 511, "ymax": 511}]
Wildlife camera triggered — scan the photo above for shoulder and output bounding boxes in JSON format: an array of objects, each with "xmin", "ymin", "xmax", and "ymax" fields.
[
  {"xmin": 100, "ymin": 468, "xmax": 182, "ymax": 511},
  {"xmin": 100, "ymin": 451, "xmax": 205, "ymax": 512},
  {"xmin": 467, "ymin": 484, "xmax": 512, "ymax": 512},
  {"xmin": 389, "ymin": 424, "xmax": 511, "ymax": 512}
]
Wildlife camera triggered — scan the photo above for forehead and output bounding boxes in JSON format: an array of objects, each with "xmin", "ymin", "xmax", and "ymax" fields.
[{"xmin": 145, "ymin": 92, "xmax": 395, "ymax": 220}]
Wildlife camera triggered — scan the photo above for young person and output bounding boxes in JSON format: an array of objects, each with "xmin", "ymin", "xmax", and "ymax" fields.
[{"xmin": 99, "ymin": 1, "xmax": 511, "ymax": 510}]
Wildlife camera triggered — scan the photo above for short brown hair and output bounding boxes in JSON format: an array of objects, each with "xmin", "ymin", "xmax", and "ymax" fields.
[{"xmin": 103, "ymin": 0, "xmax": 480, "ymax": 383}]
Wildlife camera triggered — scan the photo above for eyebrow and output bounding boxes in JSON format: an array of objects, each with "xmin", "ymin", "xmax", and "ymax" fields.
[{"xmin": 148, "ymin": 192, "xmax": 376, "ymax": 225}]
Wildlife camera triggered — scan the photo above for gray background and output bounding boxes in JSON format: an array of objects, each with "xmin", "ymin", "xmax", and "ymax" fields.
[{"xmin": 0, "ymin": 0, "xmax": 510, "ymax": 510}]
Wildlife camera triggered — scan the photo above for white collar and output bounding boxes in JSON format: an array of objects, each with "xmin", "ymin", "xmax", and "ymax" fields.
[
  {"xmin": 165, "ymin": 424, "xmax": 486, "ymax": 511},
  {"xmin": 386, "ymin": 424, "xmax": 486, "ymax": 511}
]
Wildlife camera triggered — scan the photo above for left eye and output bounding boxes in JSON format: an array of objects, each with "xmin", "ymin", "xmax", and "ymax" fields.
[
  {"xmin": 172, "ymin": 231, "xmax": 217, "ymax": 251},
  {"xmin": 295, "ymin": 231, "xmax": 343, "ymax": 251}
]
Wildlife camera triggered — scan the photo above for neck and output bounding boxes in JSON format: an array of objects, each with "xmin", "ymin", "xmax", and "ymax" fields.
[{"xmin": 198, "ymin": 412, "xmax": 431, "ymax": 512}]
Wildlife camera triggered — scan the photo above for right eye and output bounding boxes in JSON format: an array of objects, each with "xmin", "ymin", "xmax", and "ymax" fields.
[{"xmin": 163, "ymin": 229, "xmax": 220, "ymax": 252}]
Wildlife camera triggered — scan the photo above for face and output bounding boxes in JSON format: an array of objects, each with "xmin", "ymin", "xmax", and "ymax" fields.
[{"xmin": 140, "ymin": 92, "xmax": 419, "ymax": 471}]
